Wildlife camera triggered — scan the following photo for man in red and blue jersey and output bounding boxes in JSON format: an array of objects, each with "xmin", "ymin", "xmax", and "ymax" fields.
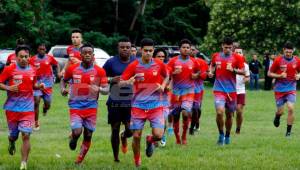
[
  {"xmin": 168, "ymin": 39, "xmax": 200, "ymax": 145},
  {"xmin": 190, "ymin": 54, "xmax": 208, "ymax": 135},
  {"xmin": 61, "ymin": 43, "xmax": 109, "ymax": 164},
  {"xmin": 59, "ymin": 28, "xmax": 83, "ymax": 77},
  {"xmin": 29, "ymin": 44, "xmax": 60, "ymax": 130},
  {"xmin": 208, "ymin": 37, "xmax": 245, "ymax": 145},
  {"xmin": 121, "ymin": 38, "xmax": 169, "ymax": 167},
  {"xmin": 268, "ymin": 42, "xmax": 300, "ymax": 137},
  {"xmin": 0, "ymin": 45, "xmax": 45, "ymax": 170}
]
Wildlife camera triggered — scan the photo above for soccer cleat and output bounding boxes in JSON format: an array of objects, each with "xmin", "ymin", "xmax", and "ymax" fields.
[
  {"xmin": 286, "ymin": 132, "xmax": 291, "ymax": 138},
  {"xmin": 33, "ymin": 121, "xmax": 40, "ymax": 131},
  {"xmin": 145, "ymin": 135, "xmax": 154, "ymax": 157},
  {"xmin": 20, "ymin": 162, "xmax": 27, "ymax": 170},
  {"xmin": 194, "ymin": 127, "xmax": 200, "ymax": 132},
  {"xmin": 235, "ymin": 128, "xmax": 240, "ymax": 134},
  {"xmin": 225, "ymin": 136, "xmax": 230, "ymax": 145},
  {"xmin": 42, "ymin": 105, "xmax": 48, "ymax": 116},
  {"xmin": 8, "ymin": 141, "xmax": 16, "ymax": 155},
  {"xmin": 167, "ymin": 127, "xmax": 174, "ymax": 136},
  {"xmin": 75, "ymin": 155, "xmax": 84, "ymax": 165},
  {"xmin": 134, "ymin": 156, "xmax": 141, "ymax": 167},
  {"xmin": 69, "ymin": 136, "xmax": 77, "ymax": 151},
  {"xmin": 120, "ymin": 131, "xmax": 128, "ymax": 154},
  {"xmin": 217, "ymin": 134, "xmax": 225, "ymax": 146},
  {"xmin": 273, "ymin": 116, "xmax": 280, "ymax": 127},
  {"xmin": 159, "ymin": 135, "xmax": 166, "ymax": 147}
]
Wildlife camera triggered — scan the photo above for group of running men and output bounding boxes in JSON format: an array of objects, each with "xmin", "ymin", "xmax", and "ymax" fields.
[{"xmin": 0, "ymin": 28, "xmax": 299, "ymax": 169}]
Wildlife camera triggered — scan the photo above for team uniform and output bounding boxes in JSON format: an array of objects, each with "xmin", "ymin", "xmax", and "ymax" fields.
[
  {"xmin": 236, "ymin": 63, "xmax": 250, "ymax": 105},
  {"xmin": 6, "ymin": 53, "xmax": 17, "ymax": 65},
  {"xmin": 29, "ymin": 54, "xmax": 58, "ymax": 103},
  {"xmin": 211, "ymin": 52, "xmax": 244, "ymax": 112},
  {"xmin": 168, "ymin": 55, "xmax": 200, "ymax": 113},
  {"xmin": 122, "ymin": 58, "xmax": 168, "ymax": 130},
  {"xmin": 64, "ymin": 63, "xmax": 108, "ymax": 132},
  {"xmin": 67, "ymin": 45, "xmax": 82, "ymax": 65},
  {"xmin": 0, "ymin": 64, "xmax": 36, "ymax": 137},
  {"xmin": 103, "ymin": 56, "xmax": 136, "ymax": 124},
  {"xmin": 269, "ymin": 55, "xmax": 300, "ymax": 108}
]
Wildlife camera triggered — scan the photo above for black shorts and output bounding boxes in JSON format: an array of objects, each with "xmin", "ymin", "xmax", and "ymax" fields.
[{"xmin": 107, "ymin": 104, "xmax": 131, "ymax": 124}]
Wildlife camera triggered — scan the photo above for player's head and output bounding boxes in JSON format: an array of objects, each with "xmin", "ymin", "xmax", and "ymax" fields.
[
  {"xmin": 153, "ymin": 48, "xmax": 168, "ymax": 63},
  {"xmin": 140, "ymin": 38, "xmax": 154, "ymax": 63},
  {"xmin": 37, "ymin": 43, "xmax": 47, "ymax": 56},
  {"xmin": 190, "ymin": 45, "xmax": 198, "ymax": 57},
  {"xmin": 15, "ymin": 45, "xmax": 30, "ymax": 68},
  {"xmin": 80, "ymin": 42, "xmax": 94, "ymax": 64},
  {"xmin": 252, "ymin": 54, "xmax": 258, "ymax": 60},
  {"xmin": 221, "ymin": 37, "xmax": 233, "ymax": 55},
  {"xmin": 131, "ymin": 45, "xmax": 137, "ymax": 57},
  {"xmin": 16, "ymin": 38, "xmax": 25, "ymax": 47},
  {"xmin": 71, "ymin": 28, "xmax": 83, "ymax": 47},
  {"xmin": 179, "ymin": 39, "xmax": 191, "ymax": 57},
  {"xmin": 283, "ymin": 41, "xmax": 294, "ymax": 58},
  {"xmin": 118, "ymin": 37, "xmax": 131, "ymax": 58}
]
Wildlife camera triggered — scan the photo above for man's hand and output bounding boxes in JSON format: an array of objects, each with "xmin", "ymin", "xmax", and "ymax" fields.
[
  {"xmin": 156, "ymin": 83, "xmax": 165, "ymax": 93},
  {"xmin": 6, "ymin": 84, "xmax": 18, "ymax": 92},
  {"xmin": 280, "ymin": 72, "xmax": 287, "ymax": 78},
  {"xmin": 295, "ymin": 73, "xmax": 300, "ymax": 80},
  {"xmin": 61, "ymin": 88, "xmax": 69, "ymax": 96},
  {"xmin": 191, "ymin": 72, "xmax": 199, "ymax": 80},
  {"xmin": 110, "ymin": 76, "xmax": 121, "ymax": 83},
  {"xmin": 39, "ymin": 83, "xmax": 45, "ymax": 90},
  {"xmin": 226, "ymin": 63, "xmax": 234, "ymax": 72}
]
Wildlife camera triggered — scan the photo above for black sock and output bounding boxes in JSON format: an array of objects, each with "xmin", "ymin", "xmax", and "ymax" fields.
[
  {"xmin": 287, "ymin": 125, "xmax": 292, "ymax": 133},
  {"xmin": 236, "ymin": 127, "xmax": 240, "ymax": 132},
  {"xmin": 219, "ymin": 130, "xmax": 224, "ymax": 135},
  {"xmin": 275, "ymin": 114, "xmax": 281, "ymax": 119},
  {"xmin": 225, "ymin": 132, "xmax": 230, "ymax": 137}
]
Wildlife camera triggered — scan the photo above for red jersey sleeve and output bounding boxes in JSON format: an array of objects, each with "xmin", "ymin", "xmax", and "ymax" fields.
[
  {"xmin": 97, "ymin": 67, "xmax": 108, "ymax": 86},
  {"xmin": 167, "ymin": 57, "xmax": 176, "ymax": 73},
  {"xmin": 0, "ymin": 66, "xmax": 12, "ymax": 83},
  {"xmin": 296, "ymin": 57, "xmax": 300, "ymax": 73},
  {"xmin": 64, "ymin": 64, "xmax": 77, "ymax": 81},
  {"xmin": 269, "ymin": 57, "xmax": 280, "ymax": 73},
  {"xmin": 234, "ymin": 54, "xmax": 245, "ymax": 70},
  {"xmin": 199, "ymin": 59, "xmax": 208, "ymax": 80},
  {"xmin": 49, "ymin": 55, "xmax": 58, "ymax": 66},
  {"xmin": 121, "ymin": 61, "xmax": 137, "ymax": 80}
]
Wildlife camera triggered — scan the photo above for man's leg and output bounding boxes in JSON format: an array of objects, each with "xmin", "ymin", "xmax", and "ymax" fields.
[
  {"xmin": 70, "ymin": 128, "xmax": 82, "ymax": 150},
  {"xmin": 273, "ymin": 95, "xmax": 285, "ymax": 128},
  {"xmin": 236, "ymin": 104, "xmax": 244, "ymax": 134},
  {"xmin": 42, "ymin": 88, "xmax": 52, "ymax": 116},
  {"xmin": 181, "ymin": 109, "xmax": 190, "ymax": 145},
  {"xmin": 111, "ymin": 122, "xmax": 121, "ymax": 162},
  {"xmin": 255, "ymin": 74, "xmax": 259, "ymax": 90},
  {"xmin": 286, "ymin": 97, "xmax": 296, "ymax": 137},
  {"xmin": 34, "ymin": 96, "xmax": 41, "ymax": 130},
  {"xmin": 120, "ymin": 107, "xmax": 133, "ymax": 154},
  {"xmin": 132, "ymin": 130, "xmax": 142, "ymax": 167},
  {"xmin": 75, "ymin": 128, "xmax": 93, "ymax": 164},
  {"xmin": 225, "ymin": 109, "xmax": 233, "ymax": 144},
  {"xmin": 250, "ymin": 74, "xmax": 254, "ymax": 90},
  {"xmin": 216, "ymin": 107, "xmax": 225, "ymax": 145},
  {"xmin": 172, "ymin": 108, "xmax": 181, "ymax": 144},
  {"xmin": 20, "ymin": 132, "xmax": 30, "ymax": 170}
]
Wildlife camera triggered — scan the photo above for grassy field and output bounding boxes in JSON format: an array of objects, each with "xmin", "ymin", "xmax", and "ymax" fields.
[{"xmin": 0, "ymin": 84, "xmax": 300, "ymax": 170}]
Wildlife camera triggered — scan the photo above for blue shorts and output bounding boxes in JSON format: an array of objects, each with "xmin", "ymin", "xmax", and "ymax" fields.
[{"xmin": 275, "ymin": 92, "xmax": 296, "ymax": 108}]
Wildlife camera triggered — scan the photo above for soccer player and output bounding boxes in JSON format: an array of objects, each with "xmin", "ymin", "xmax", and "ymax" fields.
[
  {"xmin": 208, "ymin": 37, "xmax": 244, "ymax": 145},
  {"xmin": 234, "ymin": 48, "xmax": 250, "ymax": 134},
  {"xmin": 268, "ymin": 42, "xmax": 300, "ymax": 137},
  {"xmin": 168, "ymin": 39, "xmax": 200, "ymax": 145},
  {"xmin": 0, "ymin": 45, "xmax": 44, "ymax": 170},
  {"xmin": 29, "ymin": 44, "xmax": 60, "ymax": 130},
  {"xmin": 189, "ymin": 53, "xmax": 208, "ymax": 135},
  {"xmin": 6, "ymin": 38, "xmax": 26, "ymax": 65},
  {"xmin": 60, "ymin": 43, "xmax": 109, "ymax": 164},
  {"xmin": 153, "ymin": 48, "xmax": 170, "ymax": 146},
  {"xmin": 103, "ymin": 37, "xmax": 135, "ymax": 162},
  {"xmin": 59, "ymin": 28, "xmax": 83, "ymax": 76},
  {"xmin": 121, "ymin": 38, "xmax": 169, "ymax": 167}
]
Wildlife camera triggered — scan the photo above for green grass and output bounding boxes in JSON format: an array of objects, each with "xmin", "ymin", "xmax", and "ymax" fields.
[{"xmin": 1, "ymin": 84, "xmax": 300, "ymax": 169}]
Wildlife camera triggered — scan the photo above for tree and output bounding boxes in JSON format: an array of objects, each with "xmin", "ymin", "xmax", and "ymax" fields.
[{"xmin": 201, "ymin": 0, "xmax": 300, "ymax": 54}]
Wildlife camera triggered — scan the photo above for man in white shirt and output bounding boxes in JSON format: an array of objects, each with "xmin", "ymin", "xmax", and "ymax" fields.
[{"xmin": 234, "ymin": 48, "xmax": 250, "ymax": 134}]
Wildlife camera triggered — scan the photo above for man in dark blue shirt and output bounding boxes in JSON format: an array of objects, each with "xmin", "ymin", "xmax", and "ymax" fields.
[
  {"xmin": 249, "ymin": 54, "xmax": 262, "ymax": 90},
  {"xmin": 103, "ymin": 37, "xmax": 135, "ymax": 162}
]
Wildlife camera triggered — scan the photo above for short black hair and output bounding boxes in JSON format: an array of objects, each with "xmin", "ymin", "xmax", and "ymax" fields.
[
  {"xmin": 15, "ymin": 45, "xmax": 30, "ymax": 55},
  {"xmin": 38, "ymin": 43, "xmax": 46, "ymax": 47},
  {"xmin": 140, "ymin": 38, "xmax": 154, "ymax": 48},
  {"xmin": 118, "ymin": 37, "xmax": 131, "ymax": 43},
  {"xmin": 283, "ymin": 41, "xmax": 294, "ymax": 50},
  {"xmin": 222, "ymin": 37, "xmax": 234, "ymax": 45},
  {"xmin": 179, "ymin": 39, "xmax": 192, "ymax": 47},
  {"xmin": 71, "ymin": 28, "xmax": 82, "ymax": 34},
  {"xmin": 131, "ymin": 44, "xmax": 136, "ymax": 48},
  {"xmin": 80, "ymin": 42, "xmax": 94, "ymax": 52},
  {"xmin": 16, "ymin": 38, "xmax": 25, "ymax": 46},
  {"xmin": 153, "ymin": 48, "xmax": 168, "ymax": 62}
]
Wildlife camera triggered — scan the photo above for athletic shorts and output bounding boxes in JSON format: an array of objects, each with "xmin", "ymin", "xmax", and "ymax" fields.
[
  {"xmin": 130, "ymin": 107, "xmax": 164, "ymax": 130},
  {"xmin": 163, "ymin": 107, "xmax": 170, "ymax": 119},
  {"xmin": 237, "ymin": 93, "xmax": 246, "ymax": 105},
  {"xmin": 213, "ymin": 91, "xmax": 237, "ymax": 113},
  {"xmin": 6, "ymin": 110, "xmax": 34, "ymax": 137},
  {"xmin": 170, "ymin": 93, "xmax": 194, "ymax": 112},
  {"xmin": 107, "ymin": 104, "xmax": 131, "ymax": 124},
  {"xmin": 70, "ymin": 108, "xmax": 97, "ymax": 132},
  {"xmin": 275, "ymin": 91, "xmax": 296, "ymax": 108},
  {"xmin": 34, "ymin": 88, "xmax": 53, "ymax": 103}
]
